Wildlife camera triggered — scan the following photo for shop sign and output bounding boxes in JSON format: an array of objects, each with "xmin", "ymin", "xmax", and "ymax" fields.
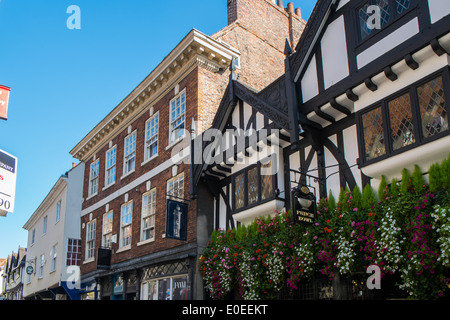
[
  {"xmin": 291, "ymin": 185, "xmax": 317, "ymax": 225},
  {"xmin": 0, "ymin": 85, "xmax": 10, "ymax": 120},
  {"xmin": 0, "ymin": 149, "xmax": 17, "ymax": 216},
  {"xmin": 166, "ymin": 199, "xmax": 188, "ymax": 241}
]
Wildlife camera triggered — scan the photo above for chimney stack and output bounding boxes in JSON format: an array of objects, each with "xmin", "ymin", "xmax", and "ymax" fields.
[
  {"xmin": 295, "ymin": 7, "xmax": 301, "ymax": 18},
  {"xmin": 277, "ymin": 0, "xmax": 283, "ymax": 8},
  {"xmin": 287, "ymin": 2, "xmax": 294, "ymax": 14}
]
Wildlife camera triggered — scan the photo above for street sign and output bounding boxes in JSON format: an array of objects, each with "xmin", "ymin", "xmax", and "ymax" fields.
[
  {"xmin": 0, "ymin": 149, "xmax": 18, "ymax": 216},
  {"xmin": 0, "ymin": 85, "xmax": 11, "ymax": 120}
]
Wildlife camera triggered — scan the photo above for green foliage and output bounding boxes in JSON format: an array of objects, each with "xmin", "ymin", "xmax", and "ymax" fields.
[
  {"xmin": 378, "ymin": 175, "xmax": 388, "ymax": 202},
  {"xmin": 412, "ymin": 165, "xmax": 425, "ymax": 194},
  {"xmin": 361, "ymin": 184, "xmax": 377, "ymax": 210},
  {"xmin": 428, "ymin": 163, "xmax": 442, "ymax": 193},
  {"xmin": 352, "ymin": 185, "xmax": 362, "ymax": 209},
  {"xmin": 390, "ymin": 178, "xmax": 400, "ymax": 198},
  {"xmin": 201, "ymin": 157, "xmax": 450, "ymax": 300},
  {"xmin": 441, "ymin": 155, "xmax": 450, "ymax": 190},
  {"xmin": 400, "ymin": 168, "xmax": 411, "ymax": 194},
  {"xmin": 327, "ymin": 191, "xmax": 336, "ymax": 211}
]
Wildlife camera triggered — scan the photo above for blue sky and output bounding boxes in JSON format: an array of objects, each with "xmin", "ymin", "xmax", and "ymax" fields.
[{"xmin": 0, "ymin": 0, "xmax": 315, "ymax": 258}]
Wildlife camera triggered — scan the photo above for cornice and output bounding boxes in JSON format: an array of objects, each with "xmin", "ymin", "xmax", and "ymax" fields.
[
  {"xmin": 23, "ymin": 176, "xmax": 67, "ymax": 230},
  {"xmin": 70, "ymin": 29, "xmax": 240, "ymax": 162}
]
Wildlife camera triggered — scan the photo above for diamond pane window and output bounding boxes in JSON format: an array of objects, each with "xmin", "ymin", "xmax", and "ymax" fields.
[
  {"xmin": 362, "ymin": 106, "xmax": 386, "ymax": 161},
  {"xmin": 377, "ymin": 0, "xmax": 391, "ymax": 27},
  {"xmin": 261, "ymin": 162, "xmax": 274, "ymax": 201},
  {"xmin": 248, "ymin": 167, "xmax": 258, "ymax": 205},
  {"xmin": 388, "ymin": 93, "xmax": 415, "ymax": 150},
  {"xmin": 234, "ymin": 173, "xmax": 245, "ymax": 210},
  {"xmin": 395, "ymin": 0, "xmax": 410, "ymax": 14},
  {"xmin": 417, "ymin": 76, "xmax": 449, "ymax": 138},
  {"xmin": 358, "ymin": 3, "xmax": 371, "ymax": 40}
]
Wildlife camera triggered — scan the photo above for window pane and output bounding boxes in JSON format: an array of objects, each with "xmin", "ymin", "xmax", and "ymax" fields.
[
  {"xmin": 359, "ymin": 0, "xmax": 391, "ymax": 41},
  {"xmin": 247, "ymin": 167, "xmax": 258, "ymax": 205},
  {"xmin": 261, "ymin": 162, "xmax": 274, "ymax": 200},
  {"xmin": 376, "ymin": 0, "xmax": 391, "ymax": 27},
  {"xmin": 396, "ymin": 0, "xmax": 410, "ymax": 14},
  {"xmin": 388, "ymin": 93, "xmax": 415, "ymax": 150},
  {"xmin": 234, "ymin": 173, "xmax": 245, "ymax": 210},
  {"xmin": 358, "ymin": 3, "xmax": 371, "ymax": 40},
  {"xmin": 362, "ymin": 106, "xmax": 386, "ymax": 161},
  {"xmin": 417, "ymin": 76, "xmax": 448, "ymax": 138}
]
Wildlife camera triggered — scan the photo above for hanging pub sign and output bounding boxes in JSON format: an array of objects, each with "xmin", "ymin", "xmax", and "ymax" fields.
[
  {"xmin": 291, "ymin": 185, "xmax": 317, "ymax": 225},
  {"xmin": 26, "ymin": 265, "xmax": 34, "ymax": 275},
  {"xmin": 165, "ymin": 199, "xmax": 188, "ymax": 241}
]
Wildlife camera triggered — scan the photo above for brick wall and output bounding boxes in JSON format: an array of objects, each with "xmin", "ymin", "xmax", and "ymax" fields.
[
  {"xmin": 80, "ymin": 68, "xmax": 199, "ymax": 275},
  {"xmin": 214, "ymin": 0, "xmax": 305, "ymax": 91},
  {"xmin": 195, "ymin": 0, "xmax": 305, "ymax": 131}
]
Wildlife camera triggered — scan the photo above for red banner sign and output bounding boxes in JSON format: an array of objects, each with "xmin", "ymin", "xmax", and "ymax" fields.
[{"xmin": 0, "ymin": 85, "xmax": 11, "ymax": 120}]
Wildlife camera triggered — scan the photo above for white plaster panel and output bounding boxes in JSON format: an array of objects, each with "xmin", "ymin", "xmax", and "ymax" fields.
[
  {"xmin": 428, "ymin": 0, "xmax": 450, "ymax": 24},
  {"xmin": 324, "ymin": 135, "xmax": 340, "ymax": 198},
  {"xmin": 301, "ymin": 55, "xmax": 319, "ymax": 103},
  {"xmin": 321, "ymin": 15, "xmax": 350, "ymax": 89},
  {"xmin": 343, "ymin": 125, "xmax": 362, "ymax": 187},
  {"xmin": 357, "ymin": 18, "xmax": 420, "ymax": 69}
]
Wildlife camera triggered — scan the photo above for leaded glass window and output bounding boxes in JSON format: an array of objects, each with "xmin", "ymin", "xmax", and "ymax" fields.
[
  {"xmin": 362, "ymin": 106, "xmax": 386, "ymax": 161},
  {"xmin": 359, "ymin": 70, "xmax": 450, "ymax": 165},
  {"xmin": 396, "ymin": 0, "xmax": 410, "ymax": 14},
  {"xmin": 261, "ymin": 161, "xmax": 274, "ymax": 201},
  {"xmin": 234, "ymin": 173, "xmax": 245, "ymax": 210},
  {"xmin": 417, "ymin": 76, "xmax": 448, "ymax": 138},
  {"xmin": 247, "ymin": 167, "xmax": 259, "ymax": 205},
  {"xmin": 388, "ymin": 93, "xmax": 415, "ymax": 150}
]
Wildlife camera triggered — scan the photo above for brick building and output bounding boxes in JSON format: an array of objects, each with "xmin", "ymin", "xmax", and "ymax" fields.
[{"xmin": 70, "ymin": 0, "xmax": 305, "ymax": 300}]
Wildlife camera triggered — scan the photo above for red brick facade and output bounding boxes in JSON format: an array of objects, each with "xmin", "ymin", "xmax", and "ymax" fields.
[{"xmin": 80, "ymin": 68, "xmax": 199, "ymax": 276}]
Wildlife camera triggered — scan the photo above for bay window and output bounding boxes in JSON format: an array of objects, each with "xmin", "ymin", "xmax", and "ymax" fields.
[{"xmin": 359, "ymin": 69, "xmax": 449, "ymax": 165}]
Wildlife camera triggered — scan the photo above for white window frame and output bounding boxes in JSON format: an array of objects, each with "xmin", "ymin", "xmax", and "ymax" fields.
[
  {"xmin": 56, "ymin": 201, "xmax": 61, "ymax": 223},
  {"xmin": 31, "ymin": 228, "xmax": 35, "ymax": 245},
  {"xmin": 85, "ymin": 219, "xmax": 96, "ymax": 261},
  {"xmin": 50, "ymin": 245, "xmax": 57, "ymax": 272},
  {"xmin": 123, "ymin": 131, "xmax": 137, "ymax": 176},
  {"xmin": 144, "ymin": 112, "xmax": 159, "ymax": 162},
  {"xmin": 38, "ymin": 254, "xmax": 45, "ymax": 278},
  {"xmin": 167, "ymin": 173, "xmax": 184, "ymax": 201},
  {"xmin": 89, "ymin": 159, "xmax": 100, "ymax": 197},
  {"xmin": 168, "ymin": 89, "xmax": 186, "ymax": 145},
  {"xmin": 102, "ymin": 211, "xmax": 113, "ymax": 248},
  {"xmin": 43, "ymin": 216, "xmax": 48, "ymax": 235},
  {"xmin": 105, "ymin": 146, "xmax": 117, "ymax": 188},
  {"xmin": 140, "ymin": 189, "xmax": 156, "ymax": 243},
  {"xmin": 119, "ymin": 201, "xmax": 133, "ymax": 250}
]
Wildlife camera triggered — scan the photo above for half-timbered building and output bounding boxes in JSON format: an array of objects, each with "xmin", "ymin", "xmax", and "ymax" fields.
[{"xmin": 193, "ymin": 0, "xmax": 450, "ymax": 231}]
